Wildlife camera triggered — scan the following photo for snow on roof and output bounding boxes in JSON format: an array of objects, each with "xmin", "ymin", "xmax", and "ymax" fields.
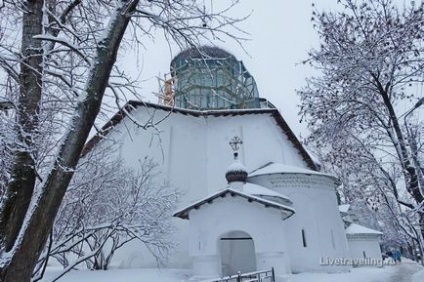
[
  {"xmin": 226, "ymin": 160, "xmax": 248, "ymax": 183},
  {"xmin": 339, "ymin": 204, "xmax": 351, "ymax": 213},
  {"xmin": 248, "ymin": 162, "xmax": 337, "ymax": 180},
  {"xmin": 304, "ymin": 147, "xmax": 322, "ymax": 168},
  {"xmin": 243, "ymin": 182, "xmax": 290, "ymax": 201},
  {"xmin": 345, "ymin": 223, "xmax": 383, "ymax": 235},
  {"xmin": 226, "ymin": 160, "xmax": 247, "ymax": 173},
  {"xmin": 173, "ymin": 187, "xmax": 295, "ymax": 220},
  {"xmin": 242, "ymin": 182, "xmax": 293, "ymax": 206}
]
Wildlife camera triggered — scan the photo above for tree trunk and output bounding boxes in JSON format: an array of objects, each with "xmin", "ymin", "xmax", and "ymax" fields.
[
  {"xmin": 419, "ymin": 212, "xmax": 424, "ymax": 266},
  {"xmin": 376, "ymin": 78, "xmax": 424, "ymax": 255},
  {"xmin": 0, "ymin": 1, "xmax": 139, "ymax": 281},
  {"xmin": 375, "ymin": 78, "xmax": 424, "ymax": 205},
  {"xmin": 0, "ymin": 0, "xmax": 44, "ymax": 251}
]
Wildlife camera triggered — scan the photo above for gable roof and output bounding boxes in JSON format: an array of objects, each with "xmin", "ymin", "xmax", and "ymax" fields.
[
  {"xmin": 345, "ymin": 223, "xmax": 383, "ymax": 236},
  {"xmin": 338, "ymin": 204, "xmax": 351, "ymax": 214},
  {"xmin": 173, "ymin": 188, "xmax": 295, "ymax": 220},
  {"xmin": 82, "ymin": 100, "xmax": 318, "ymax": 170},
  {"xmin": 243, "ymin": 182, "xmax": 293, "ymax": 206},
  {"xmin": 243, "ymin": 182, "xmax": 290, "ymax": 201}
]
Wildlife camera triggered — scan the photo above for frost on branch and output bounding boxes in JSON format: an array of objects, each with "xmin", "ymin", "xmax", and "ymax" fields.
[
  {"xmin": 300, "ymin": 0, "xmax": 424, "ymax": 262},
  {"xmin": 45, "ymin": 148, "xmax": 180, "ymax": 274},
  {"xmin": 0, "ymin": 0, "xmax": 247, "ymax": 280}
]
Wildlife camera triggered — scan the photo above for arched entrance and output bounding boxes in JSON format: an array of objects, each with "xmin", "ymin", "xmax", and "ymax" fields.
[{"xmin": 219, "ymin": 231, "xmax": 256, "ymax": 277}]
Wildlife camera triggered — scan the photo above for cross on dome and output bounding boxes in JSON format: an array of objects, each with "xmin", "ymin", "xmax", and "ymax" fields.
[{"xmin": 229, "ymin": 136, "xmax": 243, "ymax": 160}]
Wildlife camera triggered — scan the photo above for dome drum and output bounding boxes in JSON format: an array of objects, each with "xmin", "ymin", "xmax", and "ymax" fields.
[{"xmin": 170, "ymin": 46, "xmax": 260, "ymax": 110}]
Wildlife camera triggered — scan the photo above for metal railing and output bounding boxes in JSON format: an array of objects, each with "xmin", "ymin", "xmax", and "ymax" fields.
[{"xmin": 210, "ymin": 268, "xmax": 275, "ymax": 282}]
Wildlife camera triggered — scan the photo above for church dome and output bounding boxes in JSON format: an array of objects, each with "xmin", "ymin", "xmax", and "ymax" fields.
[
  {"xmin": 169, "ymin": 45, "xmax": 260, "ymax": 110},
  {"xmin": 225, "ymin": 160, "xmax": 248, "ymax": 183},
  {"xmin": 171, "ymin": 46, "xmax": 236, "ymax": 70}
]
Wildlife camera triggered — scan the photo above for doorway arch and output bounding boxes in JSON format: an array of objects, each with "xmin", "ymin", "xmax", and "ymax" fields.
[{"xmin": 219, "ymin": 230, "xmax": 256, "ymax": 277}]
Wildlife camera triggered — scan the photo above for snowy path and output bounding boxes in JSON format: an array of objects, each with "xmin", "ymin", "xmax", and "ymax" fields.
[
  {"xmin": 377, "ymin": 261, "xmax": 423, "ymax": 282},
  {"xmin": 288, "ymin": 261, "xmax": 423, "ymax": 282}
]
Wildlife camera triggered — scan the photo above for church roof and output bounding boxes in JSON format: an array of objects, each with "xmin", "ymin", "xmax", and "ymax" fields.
[
  {"xmin": 338, "ymin": 204, "xmax": 351, "ymax": 214},
  {"xmin": 248, "ymin": 162, "xmax": 337, "ymax": 181},
  {"xmin": 226, "ymin": 159, "xmax": 248, "ymax": 183},
  {"xmin": 171, "ymin": 46, "xmax": 236, "ymax": 65},
  {"xmin": 345, "ymin": 223, "xmax": 382, "ymax": 236},
  {"xmin": 173, "ymin": 187, "xmax": 295, "ymax": 220},
  {"xmin": 243, "ymin": 182, "xmax": 292, "ymax": 206},
  {"xmin": 243, "ymin": 182, "xmax": 289, "ymax": 199},
  {"xmin": 81, "ymin": 100, "xmax": 318, "ymax": 170}
]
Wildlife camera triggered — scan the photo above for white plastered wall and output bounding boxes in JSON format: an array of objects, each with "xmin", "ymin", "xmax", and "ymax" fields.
[
  {"xmin": 347, "ymin": 237, "xmax": 382, "ymax": 266},
  {"xmin": 248, "ymin": 174, "xmax": 350, "ymax": 273},
  {"xmin": 86, "ymin": 105, "xmax": 313, "ymax": 269},
  {"xmin": 188, "ymin": 196, "xmax": 291, "ymax": 280}
]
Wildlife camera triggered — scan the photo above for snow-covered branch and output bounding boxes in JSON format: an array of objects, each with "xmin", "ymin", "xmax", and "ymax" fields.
[{"xmin": 300, "ymin": 0, "xmax": 424, "ymax": 263}]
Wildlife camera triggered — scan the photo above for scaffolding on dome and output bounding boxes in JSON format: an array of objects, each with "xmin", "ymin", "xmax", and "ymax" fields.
[{"xmin": 156, "ymin": 49, "xmax": 260, "ymax": 110}]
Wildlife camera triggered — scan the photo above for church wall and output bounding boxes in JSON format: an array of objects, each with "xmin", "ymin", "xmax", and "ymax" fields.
[
  {"xmin": 188, "ymin": 196, "xmax": 291, "ymax": 279},
  {"xmin": 85, "ymin": 105, "xmax": 317, "ymax": 270},
  {"xmin": 204, "ymin": 114, "xmax": 308, "ymax": 194},
  {"xmin": 248, "ymin": 174, "xmax": 350, "ymax": 273},
  {"xmin": 347, "ymin": 237, "xmax": 383, "ymax": 266},
  {"xmin": 283, "ymin": 192, "xmax": 322, "ymax": 272},
  {"xmin": 107, "ymin": 106, "xmax": 309, "ymax": 204}
]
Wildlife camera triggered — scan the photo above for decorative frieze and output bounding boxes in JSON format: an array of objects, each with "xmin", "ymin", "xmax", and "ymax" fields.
[
  {"xmin": 346, "ymin": 234, "xmax": 381, "ymax": 240},
  {"xmin": 258, "ymin": 174, "xmax": 336, "ymax": 190}
]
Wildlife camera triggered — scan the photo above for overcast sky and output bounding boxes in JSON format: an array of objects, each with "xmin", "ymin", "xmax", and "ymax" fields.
[{"xmin": 116, "ymin": 0, "xmax": 409, "ymax": 138}]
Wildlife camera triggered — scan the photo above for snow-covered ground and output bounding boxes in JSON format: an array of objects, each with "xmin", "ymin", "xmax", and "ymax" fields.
[
  {"xmin": 42, "ymin": 260, "xmax": 423, "ymax": 282},
  {"xmin": 42, "ymin": 268, "xmax": 192, "ymax": 282},
  {"xmin": 412, "ymin": 268, "xmax": 424, "ymax": 282},
  {"xmin": 290, "ymin": 260, "xmax": 422, "ymax": 282}
]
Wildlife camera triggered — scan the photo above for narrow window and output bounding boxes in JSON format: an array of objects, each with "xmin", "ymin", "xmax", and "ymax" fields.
[
  {"xmin": 331, "ymin": 230, "xmax": 336, "ymax": 249},
  {"xmin": 363, "ymin": 251, "xmax": 367, "ymax": 258},
  {"xmin": 302, "ymin": 229, "xmax": 307, "ymax": 247}
]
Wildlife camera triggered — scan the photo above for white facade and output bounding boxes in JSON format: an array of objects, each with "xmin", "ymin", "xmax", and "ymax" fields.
[
  {"xmin": 338, "ymin": 206, "xmax": 383, "ymax": 267},
  {"xmin": 346, "ymin": 224, "xmax": 383, "ymax": 266},
  {"xmin": 87, "ymin": 101, "xmax": 352, "ymax": 276},
  {"xmin": 173, "ymin": 185, "xmax": 294, "ymax": 280},
  {"xmin": 248, "ymin": 165, "xmax": 350, "ymax": 273}
]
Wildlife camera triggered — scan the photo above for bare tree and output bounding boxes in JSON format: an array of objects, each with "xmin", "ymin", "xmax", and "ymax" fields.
[
  {"xmin": 299, "ymin": 0, "xmax": 424, "ymax": 256},
  {"xmin": 33, "ymin": 151, "xmax": 179, "ymax": 281},
  {"xmin": 0, "ymin": 1, "xmax": 246, "ymax": 281},
  {"xmin": 310, "ymin": 143, "xmax": 424, "ymax": 261},
  {"xmin": 0, "ymin": 105, "xmax": 14, "ymax": 196}
]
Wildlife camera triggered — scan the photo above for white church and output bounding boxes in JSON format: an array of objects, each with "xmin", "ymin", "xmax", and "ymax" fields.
[{"xmin": 84, "ymin": 46, "xmax": 383, "ymax": 281}]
